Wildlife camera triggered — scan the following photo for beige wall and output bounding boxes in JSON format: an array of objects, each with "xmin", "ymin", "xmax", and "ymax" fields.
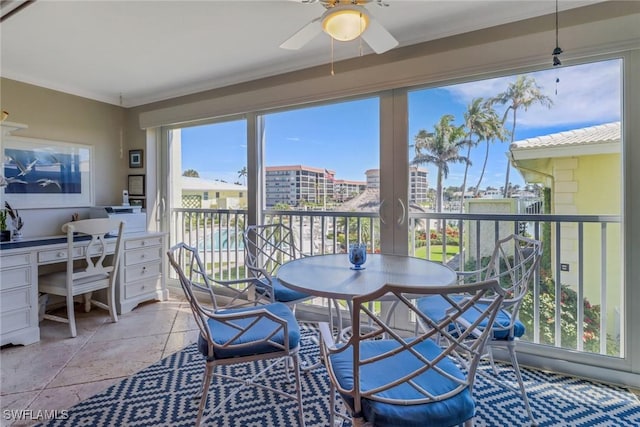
[{"xmin": 0, "ymin": 78, "xmax": 127, "ymax": 237}]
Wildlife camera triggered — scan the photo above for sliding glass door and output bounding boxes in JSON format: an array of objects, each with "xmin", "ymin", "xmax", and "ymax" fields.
[{"xmin": 158, "ymin": 57, "xmax": 628, "ymax": 371}]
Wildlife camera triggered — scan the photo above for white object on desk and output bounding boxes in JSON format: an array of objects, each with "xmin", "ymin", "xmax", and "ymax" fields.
[{"xmin": 89, "ymin": 206, "xmax": 146, "ymax": 234}]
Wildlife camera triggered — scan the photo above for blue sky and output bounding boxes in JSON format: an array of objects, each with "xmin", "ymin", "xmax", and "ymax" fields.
[{"xmin": 181, "ymin": 59, "xmax": 621, "ymax": 189}]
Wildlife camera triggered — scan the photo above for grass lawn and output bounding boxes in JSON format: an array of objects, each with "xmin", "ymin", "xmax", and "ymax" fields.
[{"xmin": 414, "ymin": 245, "xmax": 460, "ymax": 262}]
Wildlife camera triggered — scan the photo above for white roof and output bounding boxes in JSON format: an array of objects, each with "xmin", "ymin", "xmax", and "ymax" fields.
[
  {"xmin": 181, "ymin": 176, "xmax": 246, "ymax": 192},
  {"xmin": 510, "ymin": 122, "xmax": 620, "ymax": 160}
]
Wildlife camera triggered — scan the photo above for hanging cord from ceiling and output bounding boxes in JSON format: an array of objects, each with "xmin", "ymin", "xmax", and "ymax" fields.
[
  {"xmin": 330, "ymin": 8, "xmax": 366, "ymax": 76},
  {"xmin": 552, "ymin": 0, "xmax": 563, "ymax": 67},
  {"xmin": 552, "ymin": 0, "xmax": 563, "ymax": 95}
]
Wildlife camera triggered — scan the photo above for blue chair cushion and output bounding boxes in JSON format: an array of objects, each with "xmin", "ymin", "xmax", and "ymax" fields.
[
  {"xmin": 256, "ymin": 277, "xmax": 311, "ymax": 303},
  {"xmin": 198, "ymin": 302, "xmax": 300, "ymax": 360},
  {"xmin": 328, "ymin": 339, "xmax": 475, "ymax": 427},
  {"xmin": 417, "ymin": 295, "xmax": 525, "ymax": 340}
]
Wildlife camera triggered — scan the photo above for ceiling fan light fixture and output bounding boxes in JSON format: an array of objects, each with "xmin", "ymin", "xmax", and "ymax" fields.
[{"xmin": 322, "ymin": 5, "xmax": 369, "ymax": 42}]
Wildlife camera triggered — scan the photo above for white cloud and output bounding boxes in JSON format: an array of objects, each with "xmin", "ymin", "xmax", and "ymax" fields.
[{"xmin": 446, "ymin": 60, "xmax": 621, "ymax": 128}]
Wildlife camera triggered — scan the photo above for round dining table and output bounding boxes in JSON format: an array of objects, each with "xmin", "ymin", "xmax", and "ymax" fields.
[{"xmin": 277, "ymin": 253, "xmax": 458, "ymax": 300}]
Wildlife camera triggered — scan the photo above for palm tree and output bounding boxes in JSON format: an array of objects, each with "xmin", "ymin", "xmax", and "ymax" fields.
[
  {"xmin": 459, "ymin": 97, "xmax": 498, "ymax": 212},
  {"xmin": 489, "ymin": 75, "xmax": 553, "ymax": 197},
  {"xmin": 412, "ymin": 114, "xmax": 468, "ymax": 213},
  {"xmin": 473, "ymin": 103, "xmax": 508, "ymax": 197},
  {"xmin": 182, "ymin": 169, "xmax": 199, "ymax": 177},
  {"xmin": 237, "ymin": 166, "xmax": 247, "ymax": 186}
]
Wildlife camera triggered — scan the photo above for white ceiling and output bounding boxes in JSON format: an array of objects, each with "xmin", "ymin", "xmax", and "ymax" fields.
[{"xmin": 0, "ymin": 0, "xmax": 602, "ymax": 108}]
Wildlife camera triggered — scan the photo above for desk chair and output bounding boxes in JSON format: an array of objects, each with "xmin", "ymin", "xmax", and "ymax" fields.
[
  {"xmin": 243, "ymin": 223, "xmax": 312, "ymax": 308},
  {"xmin": 39, "ymin": 218, "xmax": 124, "ymax": 338},
  {"xmin": 167, "ymin": 243, "xmax": 305, "ymax": 427},
  {"xmin": 319, "ymin": 279, "xmax": 505, "ymax": 427},
  {"xmin": 417, "ymin": 234, "xmax": 543, "ymax": 425}
]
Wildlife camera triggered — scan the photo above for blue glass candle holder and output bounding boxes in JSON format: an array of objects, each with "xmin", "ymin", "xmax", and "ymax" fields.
[{"xmin": 349, "ymin": 243, "xmax": 367, "ymax": 270}]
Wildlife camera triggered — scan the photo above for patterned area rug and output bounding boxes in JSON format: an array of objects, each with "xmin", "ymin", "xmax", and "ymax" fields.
[{"xmin": 39, "ymin": 325, "xmax": 640, "ymax": 427}]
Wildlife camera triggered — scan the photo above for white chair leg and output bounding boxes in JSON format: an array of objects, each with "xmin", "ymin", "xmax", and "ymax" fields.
[
  {"xmin": 84, "ymin": 292, "xmax": 92, "ymax": 312},
  {"xmin": 506, "ymin": 343, "xmax": 535, "ymax": 425},
  {"xmin": 67, "ymin": 293, "xmax": 77, "ymax": 338},
  {"xmin": 196, "ymin": 363, "xmax": 214, "ymax": 427},
  {"xmin": 329, "ymin": 382, "xmax": 336, "ymax": 427},
  {"xmin": 292, "ymin": 354, "xmax": 306, "ymax": 427},
  {"xmin": 107, "ymin": 284, "xmax": 118, "ymax": 323},
  {"xmin": 486, "ymin": 345, "xmax": 498, "ymax": 375}
]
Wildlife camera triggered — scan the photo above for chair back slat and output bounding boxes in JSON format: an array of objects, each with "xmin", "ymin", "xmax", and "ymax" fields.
[
  {"xmin": 167, "ymin": 242, "xmax": 305, "ymax": 426},
  {"xmin": 476, "ymin": 234, "xmax": 543, "ymax": 335},
  {"xmin": 62, "ymin": 218, "xmax": 124, "ymax": 288},
  {"xmin": 243, "ymin": 224, "xmax": 302, "ymax": 279},
  {"xmin": 329, "ymin": 280, "xmax": 505, "ymax": 411},
  {"xmin": 167, "ymin": 243, "xmax": 292, "ymax": 358}
]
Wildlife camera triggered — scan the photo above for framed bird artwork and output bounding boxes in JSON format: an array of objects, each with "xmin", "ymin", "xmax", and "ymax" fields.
[{"xmin": 2, "ymin": 136, "xmax": 94, "ymax": 208}]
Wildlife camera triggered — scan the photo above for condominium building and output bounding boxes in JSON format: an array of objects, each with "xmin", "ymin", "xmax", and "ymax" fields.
[
  {"xmin": 265, "ymin": 165, "xmax": 428, "ymax": 208},
  {"xmin": 409, "ymin": 166, "xmax": 429, "ymax": 204},
  {"xmin": 265, "ymin": 165, "xmax": 336, "ymax": 207},
  {"xmin": 364, "ymin": 167, "xmax": 429, "ymax": 204},
  {"xmin": 333, "ymin": 179, "xmax": 367, "ymax": 202}
]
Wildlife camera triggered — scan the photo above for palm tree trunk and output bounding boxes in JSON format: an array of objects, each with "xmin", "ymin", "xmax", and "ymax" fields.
[
  {"xmin": 459, "ymin": 144, "xmax": 472, "ymax": 213},
  {"xmin": 474, "ymin": 140, "xmax": 491, "ymax": 197},
  {"xmin": 436, "ymin": 168, "xmax": 444, "ymax": 233},
  {"xmin": 502, "ymin": 162, "xmax": 512, "ymax": 198},
  {"xmin": 436, "ymin": 168, "xmax": 444, "ymax": 213},
  {"xmin": 502, "ymin": 111, "xmax": 518, "ymax": 198}
]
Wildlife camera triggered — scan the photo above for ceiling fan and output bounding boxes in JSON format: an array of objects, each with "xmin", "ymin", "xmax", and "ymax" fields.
[{"xmin": 280, "ymin": 0, "xmax": 399, "ymax": 54}]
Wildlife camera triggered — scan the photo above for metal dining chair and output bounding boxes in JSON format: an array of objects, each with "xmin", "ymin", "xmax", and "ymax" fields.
[
  {"xmin": 243, "ymin": 223, "xmax": 312, "ymax": 308},
  {"xmin": 417, "ymin": 233, "xmax": 543, "ymax": 424},
  {"xmin": 167, "ymin": 242, "xmax": 305, "ymax": 427},
  {"xmin": 319, "ymin": 279, "xmax": 505, "ymax": 427},
  {"xmin": 39, "ymin": 218, "xmax": 124, "ymax": 338}
]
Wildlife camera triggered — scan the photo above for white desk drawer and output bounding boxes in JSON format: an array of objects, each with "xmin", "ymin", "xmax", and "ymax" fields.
[
  {"xmin": 38, "ymin": 247, "xmax": 83, "ymax": 264},
  {"xmin": 125, "ymin": 247, "xmax": 162, "ymax": 266},
  {"xmin": 125, "ymin": 237, "xmax": 162, "ymax": 251},
  {"xmin": 0, "ymin": 266, "xmax": 31, "ymax": 291},
  {"xmin": 1, "ymin": 308, "xmax": 31, "ymax": 335},
  {"xmin": 1, "ymin": 286, "xmax": 31, "ymax": 311},
  {"xmin": 125, "ymin": 262, "xmax": 161, "ymax": 283},
  {"xmin": 1, "ymin": 253, "xmax": 31, "ymax": 269},
  {"xmin": 125, "ymin": 278, "xmax": 159, "ymax": 299}
]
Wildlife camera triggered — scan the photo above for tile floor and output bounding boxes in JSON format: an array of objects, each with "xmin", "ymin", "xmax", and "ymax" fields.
[
  {"xmin": 3, "ymin": 291, "xmax": 639, "ymax": 427},
  {"xmin": 0, "ymin": 290, "xmax": 198, "ymax": 427}
]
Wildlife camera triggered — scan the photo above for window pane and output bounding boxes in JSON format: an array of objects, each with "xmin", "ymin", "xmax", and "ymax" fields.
[
  {"xmin": 263, "ymin": 98, "xmax": 379, "ymax": 210},
  {"xmin": 408, "ymin": 59, "xmax": 623, "ymax": 356},
  {"xmin": 171, "ymin": 119, "xmax": 248, "ymax": 282}
]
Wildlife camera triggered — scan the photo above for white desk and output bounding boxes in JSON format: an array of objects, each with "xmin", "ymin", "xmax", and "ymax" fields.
[
  {"xmin": 277, "ymin": 253, "xmax": 458, "ymax": 300},
  {"xmin": 0, "ymin": 232, "xmax": 167, "ymax": 346}
]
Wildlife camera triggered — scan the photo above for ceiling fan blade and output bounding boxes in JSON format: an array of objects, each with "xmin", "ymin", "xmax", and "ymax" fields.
[
  {"xmin": 280, "ymin": 18, "xmax": 323, "ymax": 50},
  {"xmin": 362, "ymin": 18, "xmax": 398, "ymax": 54}
]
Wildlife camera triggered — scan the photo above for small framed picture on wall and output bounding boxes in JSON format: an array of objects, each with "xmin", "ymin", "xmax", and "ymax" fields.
[
  {"xmin": 128, "ymin": 174, "xmax": 145, "ymax": 196},
  {"xmin": 129, "ymin": 149, "xmax": 143, "ymax": 168}
]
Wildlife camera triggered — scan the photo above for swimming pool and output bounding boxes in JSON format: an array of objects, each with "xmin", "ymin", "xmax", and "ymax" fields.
[{"xmin": 197, "ymin": 229, "xmax": 245, "ymax": 251}]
